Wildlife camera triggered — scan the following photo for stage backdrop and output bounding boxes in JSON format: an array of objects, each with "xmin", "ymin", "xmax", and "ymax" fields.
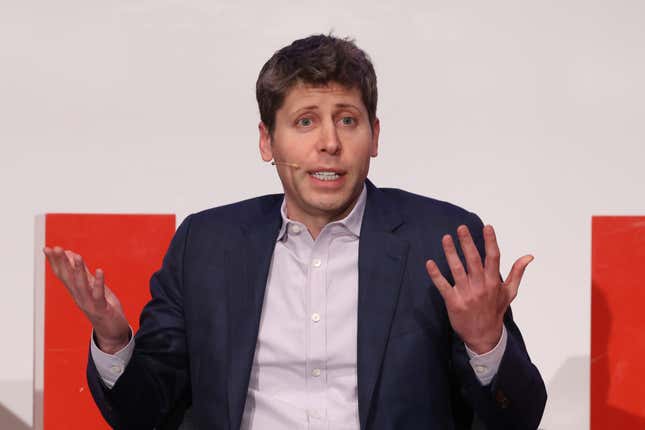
[{"xmin": 2, "ymin": 1, "xmax": 645, "ymax": 428}]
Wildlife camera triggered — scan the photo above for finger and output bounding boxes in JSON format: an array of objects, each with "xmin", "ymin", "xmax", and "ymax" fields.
[
  {"xmin": 71, "ymin": 255, "xmax": 91, "ymax": 302},
  {"xmin": 43, "ymin": 247, "xmax": 57, "ymax": 271},
  {"xmin": 64, "ymin": 250, "xmax": 77, "ymax": 267},
  {"xmin": 90, "ymin": 268, "xmax": 107, "ymax": 303},
  {"xmin": 483, "ymin": 225, "xmax": 501, "ymax": 284},
  {"xmin": 44, "ymin": 247, "xmax": 64, "ymax": 279},
  {"xmin": 456, "ymin": 225, "xmax": 484, "ymax": 283},
  {"xmin": 425, "ymin": 259, "xmax": 454, "ymax": 301},
  {"xmin": 84, "ymin": 263, "xmax": 96, "ymax": 283},
  {"xmin": 49, "ymin": 247, "xmax": 71, "ymax": 280},
  {"xmin": 49, "ymin": 248, "xmax": 89, "ymax": 305},
  {"xmin": 441, "ymin": 234, "xmax": 469, "ymax": 287},
  {"xmin": 504, "ymin": 255, "xmax": 534, "ymax": 301},
  {"xmin": 55, "ymin": 247, "xmax": 74, "ymax": 268}
]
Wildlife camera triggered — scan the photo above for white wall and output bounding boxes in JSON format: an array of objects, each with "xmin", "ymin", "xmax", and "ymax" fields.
[{"xmin": 2, "ymin": 1, "xmax": 644, "ymax": 427}]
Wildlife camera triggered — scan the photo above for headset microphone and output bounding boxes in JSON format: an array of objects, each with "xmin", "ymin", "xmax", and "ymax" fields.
[{"xmin": 271, "ymin": 161, "xmax": 300, "ymax": 169}]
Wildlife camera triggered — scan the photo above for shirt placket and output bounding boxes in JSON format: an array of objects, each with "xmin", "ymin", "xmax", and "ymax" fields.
[{"xmin": 306, "ymin": 230, "xmax": 330, "ymax": 430}]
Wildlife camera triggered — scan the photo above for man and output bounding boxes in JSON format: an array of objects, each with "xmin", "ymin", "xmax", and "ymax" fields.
[{"xmin": 44, "ymin": 35, "xmax": 546, "ymax": 429}]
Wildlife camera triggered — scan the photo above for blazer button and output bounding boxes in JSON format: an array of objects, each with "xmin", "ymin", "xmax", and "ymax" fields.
[{"xmin": 495, "ymin": 389, "xmax": 510, "ymax": 409}]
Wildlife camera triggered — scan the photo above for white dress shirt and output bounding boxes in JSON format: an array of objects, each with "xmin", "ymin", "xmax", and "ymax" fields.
[{"xmin": 91, "ymin": 185, "xmax": 507, "ymax": 429}]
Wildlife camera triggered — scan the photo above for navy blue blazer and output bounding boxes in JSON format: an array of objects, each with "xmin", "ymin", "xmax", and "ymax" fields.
[{"xmin": 88, "ymin": 180, "xmax": 546, "ymax": 429}]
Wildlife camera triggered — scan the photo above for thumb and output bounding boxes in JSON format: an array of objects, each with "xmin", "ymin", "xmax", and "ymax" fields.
[
  {"xmin": 504, "ymin": 255, "xmax": 534, "ymax": 302},
  {"xmin": 90, "ymin": 268, "xmax": 106, "ymax": 302}
]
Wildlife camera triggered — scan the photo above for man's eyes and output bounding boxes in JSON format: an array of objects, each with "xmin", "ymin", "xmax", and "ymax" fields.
[
  {"xmin": 340, "ymin": 116, "xmax": 356, "ymax": 126},
  {"xmin": 297, "ymin": 118, "xmax": 313, "ymax": 127},
  {"xmin": 295, "ymin": 116, "xmax": 356, "ymax": 127}
]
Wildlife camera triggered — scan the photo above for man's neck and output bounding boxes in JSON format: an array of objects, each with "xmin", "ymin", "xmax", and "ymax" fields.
[
  {"xmin": 284, "ymin": 194, "xmax": 362, "ymax": 240},
  {"xmin": 285, "ymin": 206, "xmax": 352, "ymax": 240}
]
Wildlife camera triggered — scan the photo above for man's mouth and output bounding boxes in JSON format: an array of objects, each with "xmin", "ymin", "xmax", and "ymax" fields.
[{"xmin": 309, "ymin": 171, "xmax": 342, "ymax": 181}]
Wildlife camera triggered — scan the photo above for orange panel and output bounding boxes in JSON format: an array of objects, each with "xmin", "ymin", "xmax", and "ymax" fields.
[
  {"xmin": 591, "ymin": 216, "xmax": 645, "ymax": 428},
  {"xmin": 42, "ymin": 214, "xmax": 175, "ymax": 429}
]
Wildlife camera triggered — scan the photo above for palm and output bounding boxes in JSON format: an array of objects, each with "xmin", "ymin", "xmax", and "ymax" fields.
[
  {"xmin": 44, "ymin": 247, "xmax": 130, "ymax": 353},
  {"xmin": 425, "ymin": 225, "xmax": 533, "ymax": 354}
]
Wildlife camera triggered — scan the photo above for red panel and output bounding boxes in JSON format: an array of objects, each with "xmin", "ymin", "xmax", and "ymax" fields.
[
  {"xmin": 591, "ymin": 216, "xmax": 645, "ymax": 428},
  {"xmin": 43, "ymin": 214, "xmax": 175, "ymax": 429}
]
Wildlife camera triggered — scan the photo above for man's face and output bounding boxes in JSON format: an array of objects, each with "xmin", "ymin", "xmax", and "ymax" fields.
[{"xmin": 259, "ymin": 82, "xmax": 379, "ymax": 224}]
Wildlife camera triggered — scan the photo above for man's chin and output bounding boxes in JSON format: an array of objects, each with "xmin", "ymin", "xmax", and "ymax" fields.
[{"xmin": 305, "ymin": 195, "xmax": 358, "ymax": 220}]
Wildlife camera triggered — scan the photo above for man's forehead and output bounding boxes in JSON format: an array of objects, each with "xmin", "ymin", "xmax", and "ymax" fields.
[
  {"xmin": 282, "ymin": 81, "xmax": 363, "ymax": 109},
  {"xmin": 293, "ymin": 80, "xmax": 353, "ymax": 92}
]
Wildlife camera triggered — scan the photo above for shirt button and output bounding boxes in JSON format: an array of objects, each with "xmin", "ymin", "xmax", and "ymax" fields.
[
  {"xmin": 311, "ymin": 313, "xmax": 321, "ymax": 322},
  {"xmin": 312, "ymin": 258, "xmax": 322, "ymax": 268},
  {"xmin": 110, "ymin": 364, "xmax": 123, "ymax": 374},
  {"xmin": 474, "ymin": 365, "xmax": 488, "ymax": 374},
  {"xmin": 312, "ymin": 368, "xmax": 321, "ymax": 377},
  {"xmin": 289, "ymin": 224, "xmax": 301, "ymax": 234}
]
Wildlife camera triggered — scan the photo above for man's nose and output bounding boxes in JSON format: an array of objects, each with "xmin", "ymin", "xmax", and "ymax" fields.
[{"xmin": 318, "ymin": 120, "xmax": 341, "ymax": 155}]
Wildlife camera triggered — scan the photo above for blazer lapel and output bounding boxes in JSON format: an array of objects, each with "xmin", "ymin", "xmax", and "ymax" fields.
[
  {"xmin": 357, "ymin": 181, "xmax": 409, "ymax": 429},
  {"xmin": 227, "ymin": 197, "xmax": 282, "ymax": 430}
]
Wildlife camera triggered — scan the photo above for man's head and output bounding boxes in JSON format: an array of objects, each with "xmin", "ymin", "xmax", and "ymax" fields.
[
  {"xmin": 257, "ymin": 35, "xmax": 380, "ymax": 234},
  {"xmin": 256, "ymin": 34, "xmax": 378, "ymax": 136}
]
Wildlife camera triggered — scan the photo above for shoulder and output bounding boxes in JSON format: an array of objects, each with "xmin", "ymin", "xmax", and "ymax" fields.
[
  {"xmin": 375, "ymin": 187, "xmax": 482, "ymax": 227},
  {"xmin": 181, "ymin": 193, "xmax": 283, "ymax": 233},
  {"xmin": 372, "ymin": 186, "xmax": 486, "ymax": 251}
]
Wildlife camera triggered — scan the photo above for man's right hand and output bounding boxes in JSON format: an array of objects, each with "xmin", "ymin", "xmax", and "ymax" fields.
[{"xmin": 43, "ymin": 247, "xmax": 131, "ymax": 354}]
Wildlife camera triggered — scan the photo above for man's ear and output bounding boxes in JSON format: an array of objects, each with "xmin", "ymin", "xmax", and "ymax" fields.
[
  {"xmin": 370, "ymin": 118, "xmax": 380, "ymax": 157},
  {"xmin": 258, "ymin": 122, "xmax": 273, "ymax": 162}
]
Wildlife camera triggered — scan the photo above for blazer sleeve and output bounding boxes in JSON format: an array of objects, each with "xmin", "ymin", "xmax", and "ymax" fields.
[
  {"xmin": 450, "ymin": 212, "xmax": 547, "ymax": 429},
  {"xmin": 87, "ymin": 216, "xmax": 194, "ymax": 429}
]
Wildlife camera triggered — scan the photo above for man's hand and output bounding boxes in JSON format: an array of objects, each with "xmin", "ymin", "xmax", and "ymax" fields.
[
  {"xmin": 425, "ymin": 225, "xmax": 533, "ymax": 354},
  {"xmin": 43, "ymin": 247, "xmax": 130, "ymax": 354}
]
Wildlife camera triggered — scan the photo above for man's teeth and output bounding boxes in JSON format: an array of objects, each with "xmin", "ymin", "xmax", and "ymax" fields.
[{"xmin": 311, "ymin": 171, "xmax": 340, "ymax": 181}]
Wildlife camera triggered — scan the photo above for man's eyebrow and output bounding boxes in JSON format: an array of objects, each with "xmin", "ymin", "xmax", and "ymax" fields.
[
  {"xmin": 335, "ymin": 103, "xmax": 361, "ymax": 110},
  {"xmin": 291, "ymin": 103, "xmax": 361, "ymax": 115},
  {"xmin": 291, "ymin": 105, "xmax": 319, "ymax": 115}
]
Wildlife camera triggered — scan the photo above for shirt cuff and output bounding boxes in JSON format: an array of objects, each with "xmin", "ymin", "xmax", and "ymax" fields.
[
  {"xmin": 89, "ymin": 327, "xmax": 135, "ymax": 389},
  {"xmin": 464, "ymin": 325, "xmax": 507, "ymax": 386}
]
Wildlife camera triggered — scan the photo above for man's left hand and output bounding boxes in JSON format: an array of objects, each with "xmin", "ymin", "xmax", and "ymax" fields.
[{"xmin": 425, "ymin": 225, "xmax": 533, "ymax": 354}]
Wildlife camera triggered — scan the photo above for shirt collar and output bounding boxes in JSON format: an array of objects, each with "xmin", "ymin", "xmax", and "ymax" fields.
[{"xmin": 277, "ymin": 183, "xmax": 367, "ymax": 241}]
